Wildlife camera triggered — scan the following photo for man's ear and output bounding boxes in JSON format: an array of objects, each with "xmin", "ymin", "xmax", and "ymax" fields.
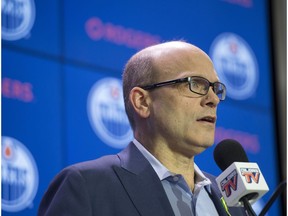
[{"xmin": 129, "ymin": 87, "xmax": 151, "ymax": 118}]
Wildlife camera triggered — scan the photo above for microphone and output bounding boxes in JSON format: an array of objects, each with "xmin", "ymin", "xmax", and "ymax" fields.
[{"xmin": 213, "ymin": 139, "xmax": 269, "ymax": 209}]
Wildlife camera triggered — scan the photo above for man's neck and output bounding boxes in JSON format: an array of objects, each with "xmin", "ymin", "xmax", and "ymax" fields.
[{"xmin": 144, "ymin": 141, "xmax": 196, "ymax": 191}]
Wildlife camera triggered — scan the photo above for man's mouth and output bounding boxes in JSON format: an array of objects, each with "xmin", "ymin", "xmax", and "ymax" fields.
[{"xmin": 197, "ymin": 116, "xmax": 216, "ymax": 124}]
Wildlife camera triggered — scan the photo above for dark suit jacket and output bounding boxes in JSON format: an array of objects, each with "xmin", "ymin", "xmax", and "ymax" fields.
[{"xmin": 38, "ymin": 142, "xmax": 245, "ymax": 215}]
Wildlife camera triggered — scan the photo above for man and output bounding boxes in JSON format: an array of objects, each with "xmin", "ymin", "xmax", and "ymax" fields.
[{"xmin": 38, "ymin": 41, "xmax": 245, "ymax": 215}]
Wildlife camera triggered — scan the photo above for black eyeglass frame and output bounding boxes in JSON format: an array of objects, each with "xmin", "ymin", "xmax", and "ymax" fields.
[{"xmin": 140, "ymin": 76, "xmax": 226, "ymax": 101}]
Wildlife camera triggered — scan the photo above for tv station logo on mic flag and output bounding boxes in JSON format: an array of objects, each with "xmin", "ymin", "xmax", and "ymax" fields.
[
  {"xmin": 2, "ymin": 136, "xmax": 39, "ymax": 212},
  {"xmin": 220, "ymin": 169, "xmax": 238, "ymax": 197},
  {"xmin": 87, "ymin": 77, "xmax": 133, "ymax": 149},
  {"xmin": 216, "ymin": 162, "xmax": 269, "ymax": 207},
  {"xmin": 241, "ymin": 168, "xmax": 260, "ymax": 184}
]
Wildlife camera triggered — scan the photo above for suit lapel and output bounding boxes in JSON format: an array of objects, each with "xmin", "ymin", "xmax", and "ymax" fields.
[
  {"xmin": 209, "ymin": 186, "xmax": 230, "ymax": 216},
  {"xmin": 205, "ymin": 171, "xmax": 232, "ymax": 216},
  {"xmin": 114, "ymin": 143, "xmax": 175, "ymax": 216}
]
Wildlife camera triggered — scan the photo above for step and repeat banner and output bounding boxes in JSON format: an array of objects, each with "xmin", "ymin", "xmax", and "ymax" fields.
[{"xmin": 2, "ymin": 0, "xmax": 282, "ymax": 215}]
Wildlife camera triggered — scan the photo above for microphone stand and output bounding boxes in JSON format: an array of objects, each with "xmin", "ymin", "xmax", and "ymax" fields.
[
  {"xmin": 240, "ymin": 194, "xmax": 257, "ymax": 216},
  {"xmin": 240, "ymin": 180, "xmax": 287, "ymax": 216},
  {"xmin": 259, "ymin": 180, "xmax": 287, "ymax": 216}
]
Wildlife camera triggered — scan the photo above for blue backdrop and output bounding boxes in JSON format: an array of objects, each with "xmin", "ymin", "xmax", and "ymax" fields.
[{"xmin": 2, "ymin": 0, "xmax": 282, "ymax": 215}]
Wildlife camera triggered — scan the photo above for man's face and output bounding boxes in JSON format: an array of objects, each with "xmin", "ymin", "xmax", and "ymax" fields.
[{"xmin": 148, "ymin": 47, "xmax": 220, "ymax": 157}]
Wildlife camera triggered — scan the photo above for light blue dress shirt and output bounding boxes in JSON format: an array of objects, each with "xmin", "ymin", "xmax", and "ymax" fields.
[{"xmin": 133, "ymin": 139, "xmax": 219, "ymax": 216}]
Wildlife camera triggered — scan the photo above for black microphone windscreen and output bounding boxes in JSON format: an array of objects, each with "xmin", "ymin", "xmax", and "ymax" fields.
[{"xmin": 213, "ymin": 139, "xmax": 249, "ymax": 171}]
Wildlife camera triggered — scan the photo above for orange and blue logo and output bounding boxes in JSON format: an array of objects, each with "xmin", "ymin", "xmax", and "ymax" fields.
[
  {"xmin": 87, "ymin": 77, "xmax": 133, "ymax": 148},
  {"xmin": 2, "ymin": 136, "xmax": 39, "ymax": 212},
  {"xmin": 241, "ymin": 168, "xmax": 260, "ymax": 184},
  {"xmin": 210, "ymin": 33, "xmax": 258, "ymax": 100},
  {"xmin": 2, "ymin": 0, "xmax": 36, "ymax": 41}
]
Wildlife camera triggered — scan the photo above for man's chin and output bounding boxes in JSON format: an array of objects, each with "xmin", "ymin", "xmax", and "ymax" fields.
[
  {"xmin": 184, "ymin": 144, "xmax": 211, "ymax": 157},
  {"xmin": 194, "ymin": 140, "xmax": 215, "ymax": 153}
]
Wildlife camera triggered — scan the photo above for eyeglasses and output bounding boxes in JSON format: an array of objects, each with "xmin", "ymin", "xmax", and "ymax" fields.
[{"xmin": 140, "ymin": 76, "xmax": 226, "ymax": 101}]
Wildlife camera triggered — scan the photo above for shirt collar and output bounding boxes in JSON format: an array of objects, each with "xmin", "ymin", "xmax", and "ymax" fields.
[
  {"xmin": 133, "ymin": 138, "xmax": 212, "ymax": 190},
  {"xmin": 133, "ymin": 138, "xmax": 171, "ymax": 180}
]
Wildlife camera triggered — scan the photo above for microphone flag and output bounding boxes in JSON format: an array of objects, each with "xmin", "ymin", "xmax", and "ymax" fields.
[{"xmin": 216, "ymin": 162, "xmax": 269, "ymax": 207}]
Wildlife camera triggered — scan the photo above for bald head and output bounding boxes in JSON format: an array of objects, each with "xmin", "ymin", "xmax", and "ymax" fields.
[{"xmin": 122, "ymin": 41, "xmax": 214, "ymax": 129}]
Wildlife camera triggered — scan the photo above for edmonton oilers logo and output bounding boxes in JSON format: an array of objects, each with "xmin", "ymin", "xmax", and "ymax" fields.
[
  {"xmin": 210, "ymin": 33, "xmax": 258, "ymax": 100},
  {"xmin": 2, "ymin": 136, "xmax": 39, "ymax": 212},
  {"xmin": 2, "ymin": 0, "xmax": 36, "ymax": 40},
  {"xmin": 87, "ymin": 77, "xmax": 133, "ymax": 148}
]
